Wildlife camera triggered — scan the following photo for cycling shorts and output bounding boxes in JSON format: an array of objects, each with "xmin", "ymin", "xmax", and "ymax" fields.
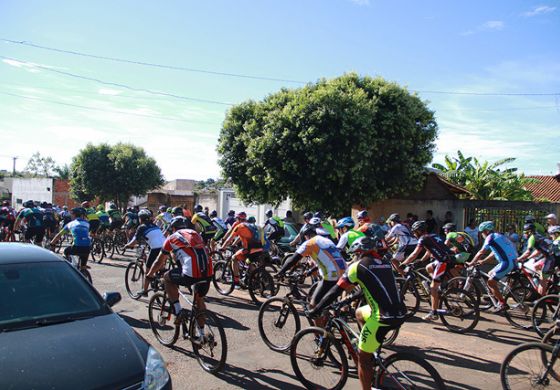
[
  {"xmin": 393, "ymin": 244, "xmax": 417, "ymax": 262},
  {"xmin": 146, "ymin": 248, "xmax": 162, "ymax": 270},
  {"xmin": 233, "ymin": 248, "xmax": 264, "ymax": 263},
  {"xmin": 25, "ymin": 226, "xmax": 45, "ymax": 243},
  {"xmin": 89, "ymin": 220, "xmax": 100, "ymax": 233},
  {"xmin": 429, "ymin": 260, "xmax": 452, "ymax": 282},
  {"xmin": 309, "ymin": 279, "xmax": 337, "ymax": 307},
  {"xmin": 167, "ymin": 268, "xmax": 211, "ymax": 296},
  {"xmin": 64, "ymin": 245, "xmax": 90, "ymax": 267},
  {"xmin": 110, "ymin": 220, "xmax": 123, "ymax": 230},
  {"xmin": 357, "ymin": 305, "xmax": 404, "ymax": 353},
  {"xmin": 489, "ymin": 261, "xmax": 515, "ymax": 281}
]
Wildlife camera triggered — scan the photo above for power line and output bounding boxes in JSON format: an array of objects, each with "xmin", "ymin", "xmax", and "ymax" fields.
[
  {"xmin": 0, "ymin": 54, "xmax": 234, "ymax": 106},
  {"xmin": 3, "ymin": 38, "xmax": 560, "ymax": 97},
  {"xmin": 0, "ymin": 91, "xmax": 224, "ymax": 125}
]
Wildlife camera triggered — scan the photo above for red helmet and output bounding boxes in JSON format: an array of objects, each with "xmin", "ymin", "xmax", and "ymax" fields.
[{"xmin": 236, "ymin": 211, "xmax": 247, "ymax": 219}]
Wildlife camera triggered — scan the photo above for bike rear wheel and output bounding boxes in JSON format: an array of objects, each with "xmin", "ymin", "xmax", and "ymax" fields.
[
  {"xmin": 398, "ymin": 277, "xmax": 421, "ymax": 319},
  {"xmin": 258, "ymin": 297, "xmax": 301, "ymax": 352},
  {"xmin": 375, "ymin": 351, "xmax": 446, "ymax": 389},
  {"xmin": 500, "ymin": 342, "xmax": 559, "ymax": 389},
  {"xmin": 125, "ymin": 261, "xmax": 145, "ymax": 299},
  {"xmin": 148, "ymin": 292, "xmax": 179, "ymax": 347},
  {"xmin": 212, "ymin": 260, "xmax": 235, "ymax": 295},
  {"xmin": 189, "ymin": 310, "xmax": 228, "ymax": 374},
  {"xmin": 532, "ymin": 294, "xmax": 560, "ymax": 338},
  {"xmin": 90, "ymin": 239, "xmax": 105, "ymax": 263},
  {"xmin": 248, "ymin": 267, "xmax": 278, "ymax": 304},
  {"xmin": 504, "ymin": 286, "xmax": 534, "ymax": 331},
  {"xmin": 290, "ymin": 327, "xmax": 348, "ymax": 390},
  {"xmin": 439, "ymin": 287, "xmax": 480, "ymax": 333}
]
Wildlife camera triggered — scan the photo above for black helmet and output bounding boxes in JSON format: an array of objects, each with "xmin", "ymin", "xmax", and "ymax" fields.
[
  {"xmin": 109, "ymin": 203, "xmax": 117, "ymax": 210},
  {"xmin": 71, "ymin": 207, "xmax": 85, "ymax": 217},
  {"xmin": 265, "ymin": 209, "xmax": 273, "ymax": 218},
  {"xmin": 194, "ymin": 204, "xmax": 203, "ymax": 213},
  {"xmin": 443, "ymin": 223, "xmax": 456, "ymax": 232},
  {"xmin": 171, "ymin": 207, "xmax": 183, "ymax": 216},
  {"xmin": 309, "ymin": 217, "xmax": 322, "ymax": 227},
  {"xmin": 301, "ymin": 224, "xmax": 316, "ymax": 238},
  {"xmin": 303, "ymin": 212, "xmax": 313, "ymax": 220},
  {"xmin": 138, "ymin": 209, "xmax": 151, "ymax": 221},
  {"xmin": 523, "ymin": 223, "xmax": 535, "ymax": 232},
  {"xmin": 313, "ymin": 211, "xmax": 323, "ymax": 219},
  {"xmin": 349, "ymin": 236, "xmax": 379, "ymax": 253},
  {"xmin": 247, "ymin": 216, "xmax": 256, "ymax": 224},
  {"xmin": 23, "ymin": 200, "xmax": 34, "ymax": 208},
  {"xmin": 159, "ymin": 205, "xmax": 167, "ymax": 212},
  {"xmin": 169, "ymin": 216, "xmax": 187, "ymax": 230},
  {"xmin": 525, "ymin": 215, "xmax": 535, "ymax": 223},
  {"xmin": 411, "ymin": 220, "xmax": 427, "ymax": 233},
  {"xmin": 210, "ymin": 210, "xmax": 218, "ymax": 218},
  {"xmin": 387, "ymin": 213, "xmax": 400, "ymax": 223},
  {"xmin": 228, "ymin": 210, "xmax": 235, "ymax": 216}
]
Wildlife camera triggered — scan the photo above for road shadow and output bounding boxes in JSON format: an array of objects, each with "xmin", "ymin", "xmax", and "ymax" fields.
[
  {"xmin": 206, "ymin": 295, "xmax": 261, "ymax": 313},
  {"xmin": 213, "ymin": 312, "xmax": 250, "ymax": 331},
  {"xmin": 96, "ymin": 261, "xmax": 128, "ymax": 269},
  {"xmin": 215, "ymin": 363, "xmax": 303, "ymax": 389},
  {"xmin": 119, "ymin": 313, "xmax": 152, "ymax": 329},
  {"xmin": 431, "ymin": 326, "xmax": 538, "ymax": 347}
]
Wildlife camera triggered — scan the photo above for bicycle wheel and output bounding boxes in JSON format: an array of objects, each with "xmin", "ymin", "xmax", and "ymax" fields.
[
  {"xmin": 90, "ymin": 239, "xmax": 105, "ymax": 263},
  {"xmin": 148, "ymin": 292, "xmax": 179, "ymax": 347},
  {"xmin": 248, "ymin": 268, "xmax": 278, "ymax": 304},
  {"xmin": 209, "ymin": 250, "xmax": 224, "ymax": 264},
  {"xmin": 125, "ymin": 261, "xmax": 145, "ymax": 299},
  {"xmin": 212, "ymin": 260, "xmax": 234, "ymax": 295},
  {"xmin": 532, "ymin": 294, "xmax": 560, "ymax": 338},
  {"xmin": 290, "ymin": 327, "xmax": 348, "ymax": 390},
  {"xmin": 258, "ymin": 297, "xmax": 301, "ymax": 352},
  {"xmin": 375, "ymin": 351, "xmax": 446, "ymax": 389},
  {"xmin": 115, "ymin": 232, "xmax": 127, "ymax": 255},
  {"xmin": 189, "ymin": 310, "xmax": 228, "ymax": 374},
  {"xmin": 542, "ymin": 326, "xmax": 560, "ymax": 345},
  {"xmin": 383, "ymin": 327, "xmax": 400, "ymax": 347},
  {"xmin": 439, "ymin": 287, "xmax": 479, "ymax": 333},
  {"xmin": 504, "ymin": 286, "xmax": 534, "ymax": 330},
  {"xmin": 398, "ymin": 278, "xmax": 420, "ymax": 319},
  {"xmin": 501, "ymin": 342, "xmax": 559, "ymax": 389},
  {"xmin": 447, "ymin": 276, "xmax": 482, "ymax": 308}
]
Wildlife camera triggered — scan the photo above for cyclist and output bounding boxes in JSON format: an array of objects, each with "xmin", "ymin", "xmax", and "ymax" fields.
[
  {"xmin": 224, "ymin": 210, "xmax": 236, "ymax": 229},
  {"xmin": 289, "ymin": 212, "xmax": 314, "ymax": 246},
  {"xmin": 308, "ymin": 236, "xmax": 406, "ymax": 390},
  {"xmin": 518, "ymin": 223, "xmax": 553, "ymax": 295},
  {"xmin": 355, "ymin": 210, "xmax": 371, "ymax": 233},
  {"xmin": 385, "ymin": 213, "xmax": 418, "ymax": 275},
  {"xmin": 278, "ymin": 224, "xmax": 346, "ymax": 326},
  {"xmin": 146, "ymin": 217, "xmax": 213, "ymax": 340},
  {"xmin": 335, "ymin": 217, "xmax": 365, "ymax": 252},
  {"xmin": 443, "ymin": 222, "xmax": 475, "ymax": 265},
  {"xmin": 42, "ymin": 203, "xmax": 58, "ymax": 240},
  {"xmin": 96, "ymin": 205, "xmax": 111, "ymax": 234},
  {"xmin": 50, "ymin": 207, "xmax": 91, "ymax": 268},
  {"xmin": 545, "ymin": 213, "xmax": 558, "ymax": 228},
  {"xmin": 525, "ymin": 214, "xmax": 546, "ymax": 235},
  {"xmin": 164, "ymin": 207, "xmax": 194, "ymax": 235},
  {"xmin": 0, "ymin": 200, "xmax": 16, "ymax": 239},
  {"xmin": 154, "ymin": 205, "xmax": 172, "ymax": 230},
  {"xmin": 263, "ymin": 209, "xmax": 285, "ymax": 242},
  {"xmin": 191, "ymin": 204, "xmax": 217, "ymax": 244},
  {"xmin": 549, "ymin": 225, "xmax": 560, "ymax": 273},
  {"xmin": 14, "ymin": 200, "xmax": 45, "ymax": 245},
  {"xmin": 59, "ymin": 205, "xmax": 72, "ymax": 226},
  {"xmin": 125, "ymin": 209, "xmax": 166, "ymax": 296},
  {"xmin": 82, "ymin": 201, "xmax": 100, "ymax": 236},
  {"xmin": 220, "ymin": 211, "xmax": 247, "ymax": 244},
  {"xmin": 124, "ymin": 207, "xmax": 139, "ymax": 239},
  {"xmin": 107, "ymin": 203, "xmax": 124, "ymax": 231},
  {"xmin": 401, "ymin": 220, "xmax": 457, "ymax": 321},
  {"xmin": 209, "ymin": 210, "xmax": 228, "ymax": 242},
  {"xmin": 467, "ymin": 221, "xmax": 518, "ymax": 312}
]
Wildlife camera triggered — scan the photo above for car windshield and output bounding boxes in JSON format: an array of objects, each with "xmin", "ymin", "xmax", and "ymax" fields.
[{"xmin": 0, "ymin": 261, "xmax": 109, "ymax": 331}]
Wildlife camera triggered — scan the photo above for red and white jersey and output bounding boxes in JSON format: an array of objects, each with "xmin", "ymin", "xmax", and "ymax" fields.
[{"xmin": 162, "ymin": 228, "xmax": 213, "ymax": 278}]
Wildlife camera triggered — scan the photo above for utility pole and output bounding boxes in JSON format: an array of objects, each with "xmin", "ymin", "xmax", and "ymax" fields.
[{"xmin": 12, "ymin": 156, "xmax": 18, "ymax": 176}]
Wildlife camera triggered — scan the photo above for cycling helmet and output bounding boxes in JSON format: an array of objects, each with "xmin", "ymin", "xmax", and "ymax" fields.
[
  {"xmin": 41, "ymin": 201, "xmax": 48, "ymax": 208},
  {"xmin": 81, "ymin": 201, "xmax": 90, "ymax": 208},
  {"xmin": 523, "ymin": 223, "xmax": 535, "ymax": 232},
  {"xmin": 228, "ymin": 210, "xmax": 235, "ymax": 216},
  {"xmin": 169, "ymin": 216, "xmax": 187, "ymax": 230},
  {"xmin": 71, "ymin": 207, "xmax": 84, "ymax": 217},
  {"xmin": 265, "ymin": 209, "xmax": 273, "ymax": 218},
  {"xmin": 301, "ymin": 224, "xmax": 316, "ymax": 238},
  {"xmin": 478, "ymin": 221, "xmax": 494, "ymax": 232},
  {"xmin": 2, "ymin": 200, "xmax": 9, "ymax": 206},
  {"xmin": 386, "ymin": 213, "xmax": 400, "ymax": 224},
  {"xmin": 309, "ymin": 217, "xmax": 322, "ymax": 227},
  {"xmin": 171, "ymin": 206, "xmax": 183, "ymax": 216},
  {"xmin": 349, "ymin": 236, "xmax": 378, "ymax": 254},
  {"xmin": 247, "ymin": 216, "xmax": 256, "ymax": 223},
  {"xmin": 443, "ymin": 223, "xmax": 456, "ymax": 232},
  {"xmin": 23, "ymin": 200, "xmax": 34, "ymax": 208},
  {"xmin": 335, "ymin": 217, "xmax": 355, "ymax": 229},
  {"xmin": 96, "ymin": 205, "xmax": 104, "ymax": 211},
  {"xmin": 109, "ymin": 203, "xmax": 117, "ymax": 210},
  {"xmin": 63, "ymin": 205, "xmax": 68, "ymax": 210},
  {"xmin": 138, "ymin": 209, "xmax": 151, "ymax": 221},
  {"xmin": 166, "ymin": 207, "xmax": 172, "ymax": 213},
  {"xmin": 357, "ymin": 210, "xmax": 368, "ymax": 220},
  {"xmin": 411, "ymin": 220, "xmax": 427, "ymax": 233},
  {"xmin": 194, "ymin": 204, "xmax": 203, "ymax": 213},
  {"xmin": 548, "ymin": 225, "xmax": 560, "ymax": 235},
  {"xmin": 314, "ymin": 211, "xmax": 323, "ymax": 219},
  {"xmin": 303, "ymin": 212, "xmax": 313, "ymax": 221},
  {"xmin": 525, "ymin": 215, "xmax": 535, "ymax": 223},
  {"xmin": 236, "ymin": 211, "xmax": 247, "ymax": 219},
  {"xmin": 159, "ymin": 205, "xmax": 167, "ymax": 212},
  {"xmin": 210, "ymin": 210, "xmax": 218, "ymax": 218}
]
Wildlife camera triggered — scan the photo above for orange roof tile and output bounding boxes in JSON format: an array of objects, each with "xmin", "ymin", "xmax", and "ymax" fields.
[{"xmin": 525, "ymin": 175, "xmax": 560, "ymax": 202}]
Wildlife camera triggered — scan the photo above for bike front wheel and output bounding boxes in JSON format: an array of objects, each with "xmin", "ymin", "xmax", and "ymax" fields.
[
  {"xmin": 531, "ymin": 294, "xmax": 560, "ymax": 338},
  {"xmin": 212, "ymin": 260, "xmax": 234, "ymax": 295},
  {"xmin": 398, "ymin": 277, "xmax": 421, "ymax": 319},
  {"xmin": 124, "ymin": 261, "xmax": 145, "ymax": 299},
  {"xmin": 189, "ymin": 310, "xmax": 228, "ymax": 374},
  {"xmin": 500, "ymin": 342, "xmax": 559, "ymax": 389},
  {"xmin": 504, "ymin": 286, "xmax": 534, "ymax": 331},
  {"xmin": 148, "ymin": 292, "xmax": 178, "ymax": 347},
  {"xmin": 439, "ymin": 287, "xmax": 480, "ymax": 333},
  {"xmin": 258, "ymin": 297, "xmax": 301, "ymax": 352},
  {"xmin": 375, "ymin": 351, "xmax": 446, "ymax": 389}
]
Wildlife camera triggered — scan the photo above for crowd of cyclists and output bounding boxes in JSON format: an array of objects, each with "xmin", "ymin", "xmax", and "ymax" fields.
[{"xmin": 2, "ymin": 197, "xmax": 560, "ymax": 389}]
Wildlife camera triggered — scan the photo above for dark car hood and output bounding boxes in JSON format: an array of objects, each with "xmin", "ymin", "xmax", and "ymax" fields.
[{"xmin": 0, "ymin": 313, "xmax": 149, "ymax": 390}]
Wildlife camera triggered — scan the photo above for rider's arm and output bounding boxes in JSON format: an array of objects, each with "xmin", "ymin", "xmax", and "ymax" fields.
[
  {"xmin": 278, "ymin": 253, "xmax": 303, "ymax": 275},
  {"xmin": 401, "ymin": 244, "xmax": 423, "ymax": 266},
  {"xmin": 308, "ymin": 272, "xmax": 356, "ymax": 315},
  {"xmin": 125, "ymin": 226, "xmax": 142, "ymax": 248},
  {"xmin": 146, "ymin": 251, "xmax": 169, "ymax": 277},
  {"xmin": 468, "ymin": 248, "xmax": 489, "ymax": 266},
  {"xmin": 336, "ymin": 233, "xmax": 349, "ymax": 251},
  {"xmin": 49, "ymin": 227, "xmax": 66, "ymax": 245}
]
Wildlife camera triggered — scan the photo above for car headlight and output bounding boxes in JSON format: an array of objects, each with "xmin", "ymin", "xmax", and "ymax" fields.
[{"xmin": 143, "ymin": 347, "xmax": 170, "ymax": 390}]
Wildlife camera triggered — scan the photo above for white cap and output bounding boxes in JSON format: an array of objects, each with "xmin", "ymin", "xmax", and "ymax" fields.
[{"xmin": 546, "ymin": 213, "xmax": 557, "ymax": 220}]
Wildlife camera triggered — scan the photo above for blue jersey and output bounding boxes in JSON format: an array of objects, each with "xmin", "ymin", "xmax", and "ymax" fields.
[
  {"xmin": 483, "ymin": 232, "xmax": 518, "ymax": 264},
  {"xmin": 63, "ymin": 218, "xmax": 91, "ymax": 247}
]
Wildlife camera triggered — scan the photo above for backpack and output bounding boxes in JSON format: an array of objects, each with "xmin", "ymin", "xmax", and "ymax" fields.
[{"xmin": 362, "ymin": 223, "xmax": 386, "ymax": 241}]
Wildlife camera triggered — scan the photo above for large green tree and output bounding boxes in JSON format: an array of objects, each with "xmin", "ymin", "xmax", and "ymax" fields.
[
  {"xmin": 70, "ymin": 143, "xmax": 164, "ymax": 208},
  {"xmin": 24, "ymin": 152, "xmax": 57, "ymax": 177},
  {"xmin": 432, "ymin": 151, "xmax": 537, "ymax": 200},
  {"xmin": 217, "ymin": 73, "xmax": 438, "ymax": 214}
]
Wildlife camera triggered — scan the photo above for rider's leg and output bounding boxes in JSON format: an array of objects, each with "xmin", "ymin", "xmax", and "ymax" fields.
[
  {"xmin": 356, "ymin": 308, "xmax": 380, "ymax": 390},
  {"xmin": 164, "ymin": 272, "xmax": 181, "ymax": 315},
  {"xmin": 358, "ymin": 350, "xmax": 374, "ymax": 390}
]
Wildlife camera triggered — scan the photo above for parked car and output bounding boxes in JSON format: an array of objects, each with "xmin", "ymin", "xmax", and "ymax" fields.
[{"xmin": 0, "ymin": 243, "xmax": 171, "ymax": 390}]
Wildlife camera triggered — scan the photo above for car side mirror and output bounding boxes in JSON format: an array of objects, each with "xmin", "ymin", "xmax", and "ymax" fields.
[{"xmin": 103, "ymin": 292, "xmax": 122, "ymax": 307}]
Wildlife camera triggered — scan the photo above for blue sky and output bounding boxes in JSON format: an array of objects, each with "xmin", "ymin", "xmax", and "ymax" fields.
[{"xmin": 1, "ymin": 0, "xmax": 559, "ymax": 180}]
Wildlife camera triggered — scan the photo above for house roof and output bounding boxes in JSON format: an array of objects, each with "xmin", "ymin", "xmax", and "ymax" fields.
[
  {"xmin": 431, "ymin": 173, "xmax": 472, "ymax": 197},
  {"xmin": 525, "ymin": 175, "xmax": 560, "ymax": 202}
]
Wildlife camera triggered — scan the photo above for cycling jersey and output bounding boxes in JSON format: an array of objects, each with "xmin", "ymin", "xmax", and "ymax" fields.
[
  {"xmin": 21, "ymin": 207, "xmax": 44, "ymax": 228},
  {"xmin": 43, "ymin": 207, "xmax": 57, "ymax": 225},
  {"xmin": 125, "ymin": 212, "xmax": 138, "ymax": 226},
  {"xmin": 417, "ymin": 234, "xmax": 454, "ymax": 263},
  {"xmin": 321, "ymin": 221, "xmax": 337, "ymax": 240},
  {"xmin": 155, "ymin": 212, "xmax": 172, "ymax": 228},
  {"xmin": 133, "ymin": 222, "xmax": 165, "ymax": 249},
  {"xmin": 212, "ymin": 217, "xmax": 227, "ymax": 232},
  {"xmin": 336, "ymin": 229, "xmax": 365, "ymax": 250},
  {"xmin": 264, "ymin": 217, "xmax": 285, "ymax": 241},
  {"xmin": 225, "ymin": 216, "xmax": 236, "ymax": 228},
  {"xmin": 96, "ymin": 211, "xmax": 110, "ymax": 226},
  {"xmin": 191, "ymin": 212, "xmax": 217, "ymax": 235},
  {"xmin": 482, "ymin": 232, "xmax": 518, "ymax": 264},
  {"xmin": 446, "ymin": 232, "xmax": 475, "ymax": 254},
  {"xmin": 230, "ymin": 222, "xmax": 263, "ymax": 250},
  {"xmin": 386, "ymin": 223, "xmax": 418, "ymax": 251},
  {"xmin": 60, "ymin": 210, "xmax": 72, "ymax": 225},
  {"xmin": 85, "ymin": 207, "xmax": 99, "ymax": 221},
  {"xmin": 62, "ymin": 218, "xmax": 91, "ymax": 247},
  {"xmin": 297, "ymin": 235, "xmax": 346, "ymax": 281},
  {"xmin": 161, "ymin": 229, "xmax": 212, "ymax": 278},
  {"xmin": 108, "ymin": 209, "xmax": 123, "ymax": 221}
]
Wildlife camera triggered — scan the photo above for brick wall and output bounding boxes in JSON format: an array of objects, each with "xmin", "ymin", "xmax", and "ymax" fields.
[{"xmin": 53, "ymin": 179, "xmax": 79, "ymax": 208}]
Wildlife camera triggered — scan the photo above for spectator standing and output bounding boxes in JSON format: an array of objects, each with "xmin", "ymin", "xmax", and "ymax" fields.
[
  {"xmin": 546, "ymin": 213, "xmax": 558, "ymax": 228},
  {"xmin": 425, "ymin": 210, "xmax": 437, "ymax": 234},
  {"xmin": 283, "ymin": 210, "xmax": 296, "ymax": 224},
  {"xmin": 505, "ymin": 224, "xmax": 520, "ymax": 249},
  {"xmin": 464, "ymin": 219, "xmax": 480, "ymax": 247}
]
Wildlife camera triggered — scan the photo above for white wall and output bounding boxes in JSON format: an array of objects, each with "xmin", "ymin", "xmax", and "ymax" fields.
[
  {"xmin": 11, "ymin": 178, "xmax": 53, "ymax": 207},
  {"xmin": 218, "ymin": 189, "xmax": 293, "ymax": 225}
]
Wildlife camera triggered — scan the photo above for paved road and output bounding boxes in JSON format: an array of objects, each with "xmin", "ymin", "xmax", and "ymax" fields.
[{"xmin": 90, "ymin": 251, "xmax": 541, "ymax": 389}]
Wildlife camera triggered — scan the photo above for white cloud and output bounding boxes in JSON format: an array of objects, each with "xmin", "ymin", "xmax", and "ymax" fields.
[
  {"xmin": 98, "ymin": 88, "xmax": 122, "ymax": 96},
  {"xmin": 523, "ymin": 5, "xmax": 556, "ymax": 17},
  {"xmin": 461, "ymin": 20, "xmax": 505, "ymax": 36},
  {"xmin": 2, "ymin": 58, "xmax": 40, "ymax": 73},
  {"xmin": 348, "ymin": 0, "xmax": 370, "ymax": 6}
]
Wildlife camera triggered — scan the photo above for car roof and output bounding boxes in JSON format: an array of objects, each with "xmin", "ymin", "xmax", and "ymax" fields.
[{"xmin": 0, "ymin": 243, "xmax": 63, "ymax": 265}]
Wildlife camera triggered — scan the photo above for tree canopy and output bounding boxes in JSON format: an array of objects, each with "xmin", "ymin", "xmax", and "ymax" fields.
[
  {"xmin": 217, "ymin": 73, "xmax": 438, "ymax": 214},
  {"xmin": 432, "ymin": 151, "xmax": 537, "ymax": 201},
  {"xmin": 24, "ymin": 152, "xmax": 57, "ymax": 177},
  {"xmin": 70, "ymin": 143, "xmax": 164, "ymax": 208}
]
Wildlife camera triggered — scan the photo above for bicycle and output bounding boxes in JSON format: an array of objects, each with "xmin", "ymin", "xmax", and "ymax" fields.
[
  {"xmin": 50, "ymin": 245, "xmax": 92, "ymax": 284},
  {"xmin": 290, "ymin": 296, "xmax": 445, "ymax": 390},
  {"xmin": 110, "ymin": 228, "xmax": 128, "ymax": 258},
  {"xmin": 500, "ymin": 320, "xmax": 560, "ymax": 389},
  {"xmin": 147, "ymin": 285, "xmax": 227, "ymax": 373},
  {"xmin": 399, "ymin": 263, "xmax": 479, "ymax": 333},
  {"xmin": 124, "ymin": 245, "xmax": 170, "ymax": 299},
  {"xmin": 90, "ymin": 236, "xmax": 106, "ymax": 263},
  {"xmin": 532, "ymin": 293, "xmax": 560, "ymax": 338}
]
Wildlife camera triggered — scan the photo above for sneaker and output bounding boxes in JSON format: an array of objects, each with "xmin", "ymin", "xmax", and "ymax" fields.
[
  {"xmin": 174, "ymin": 308, "xmax": 189, "ymax": 325},
  {"xmin": 493, "ymin": 303, "xmax": 509, "ymax": 313},
  {"xmin": 422, "ymin": 311, "xmax": 439, "ymax": 321},
  {"xmin": 135, "ymin": 289, "xmax": 148, "ymax": 297}
]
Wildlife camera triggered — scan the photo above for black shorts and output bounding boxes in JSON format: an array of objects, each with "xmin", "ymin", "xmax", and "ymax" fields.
[
  {"xmin": 25, "ymin": 226, "xmax": 45, "ymax": 243},
  {"xmin": 89, "ymin": 220, "xmax": 100, "ymax": 232},
  {"xmin": 310, "ymin": 279, "xmax": 338, "ymax": 307},
  {"xmin": 267, "ymin": 229, "xmax": 284, "ymax": 242},
  {"xmin": 110, "ymin": 220, "xmax": 123, "ymax": 230},
  {"xmin": 64, "ymin": 245, "xmax": 90, "ymax": 267},
  {"xmin": 167, "ymin": 268, "xmax": 211, "ymax": 297},
  {"xmin": 43, "ymin": 220, "xmax": 57, "ymax": 232},
  {"xmin": 146, "ymin": 248, "xmax": 162, "ymax": 269}
]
